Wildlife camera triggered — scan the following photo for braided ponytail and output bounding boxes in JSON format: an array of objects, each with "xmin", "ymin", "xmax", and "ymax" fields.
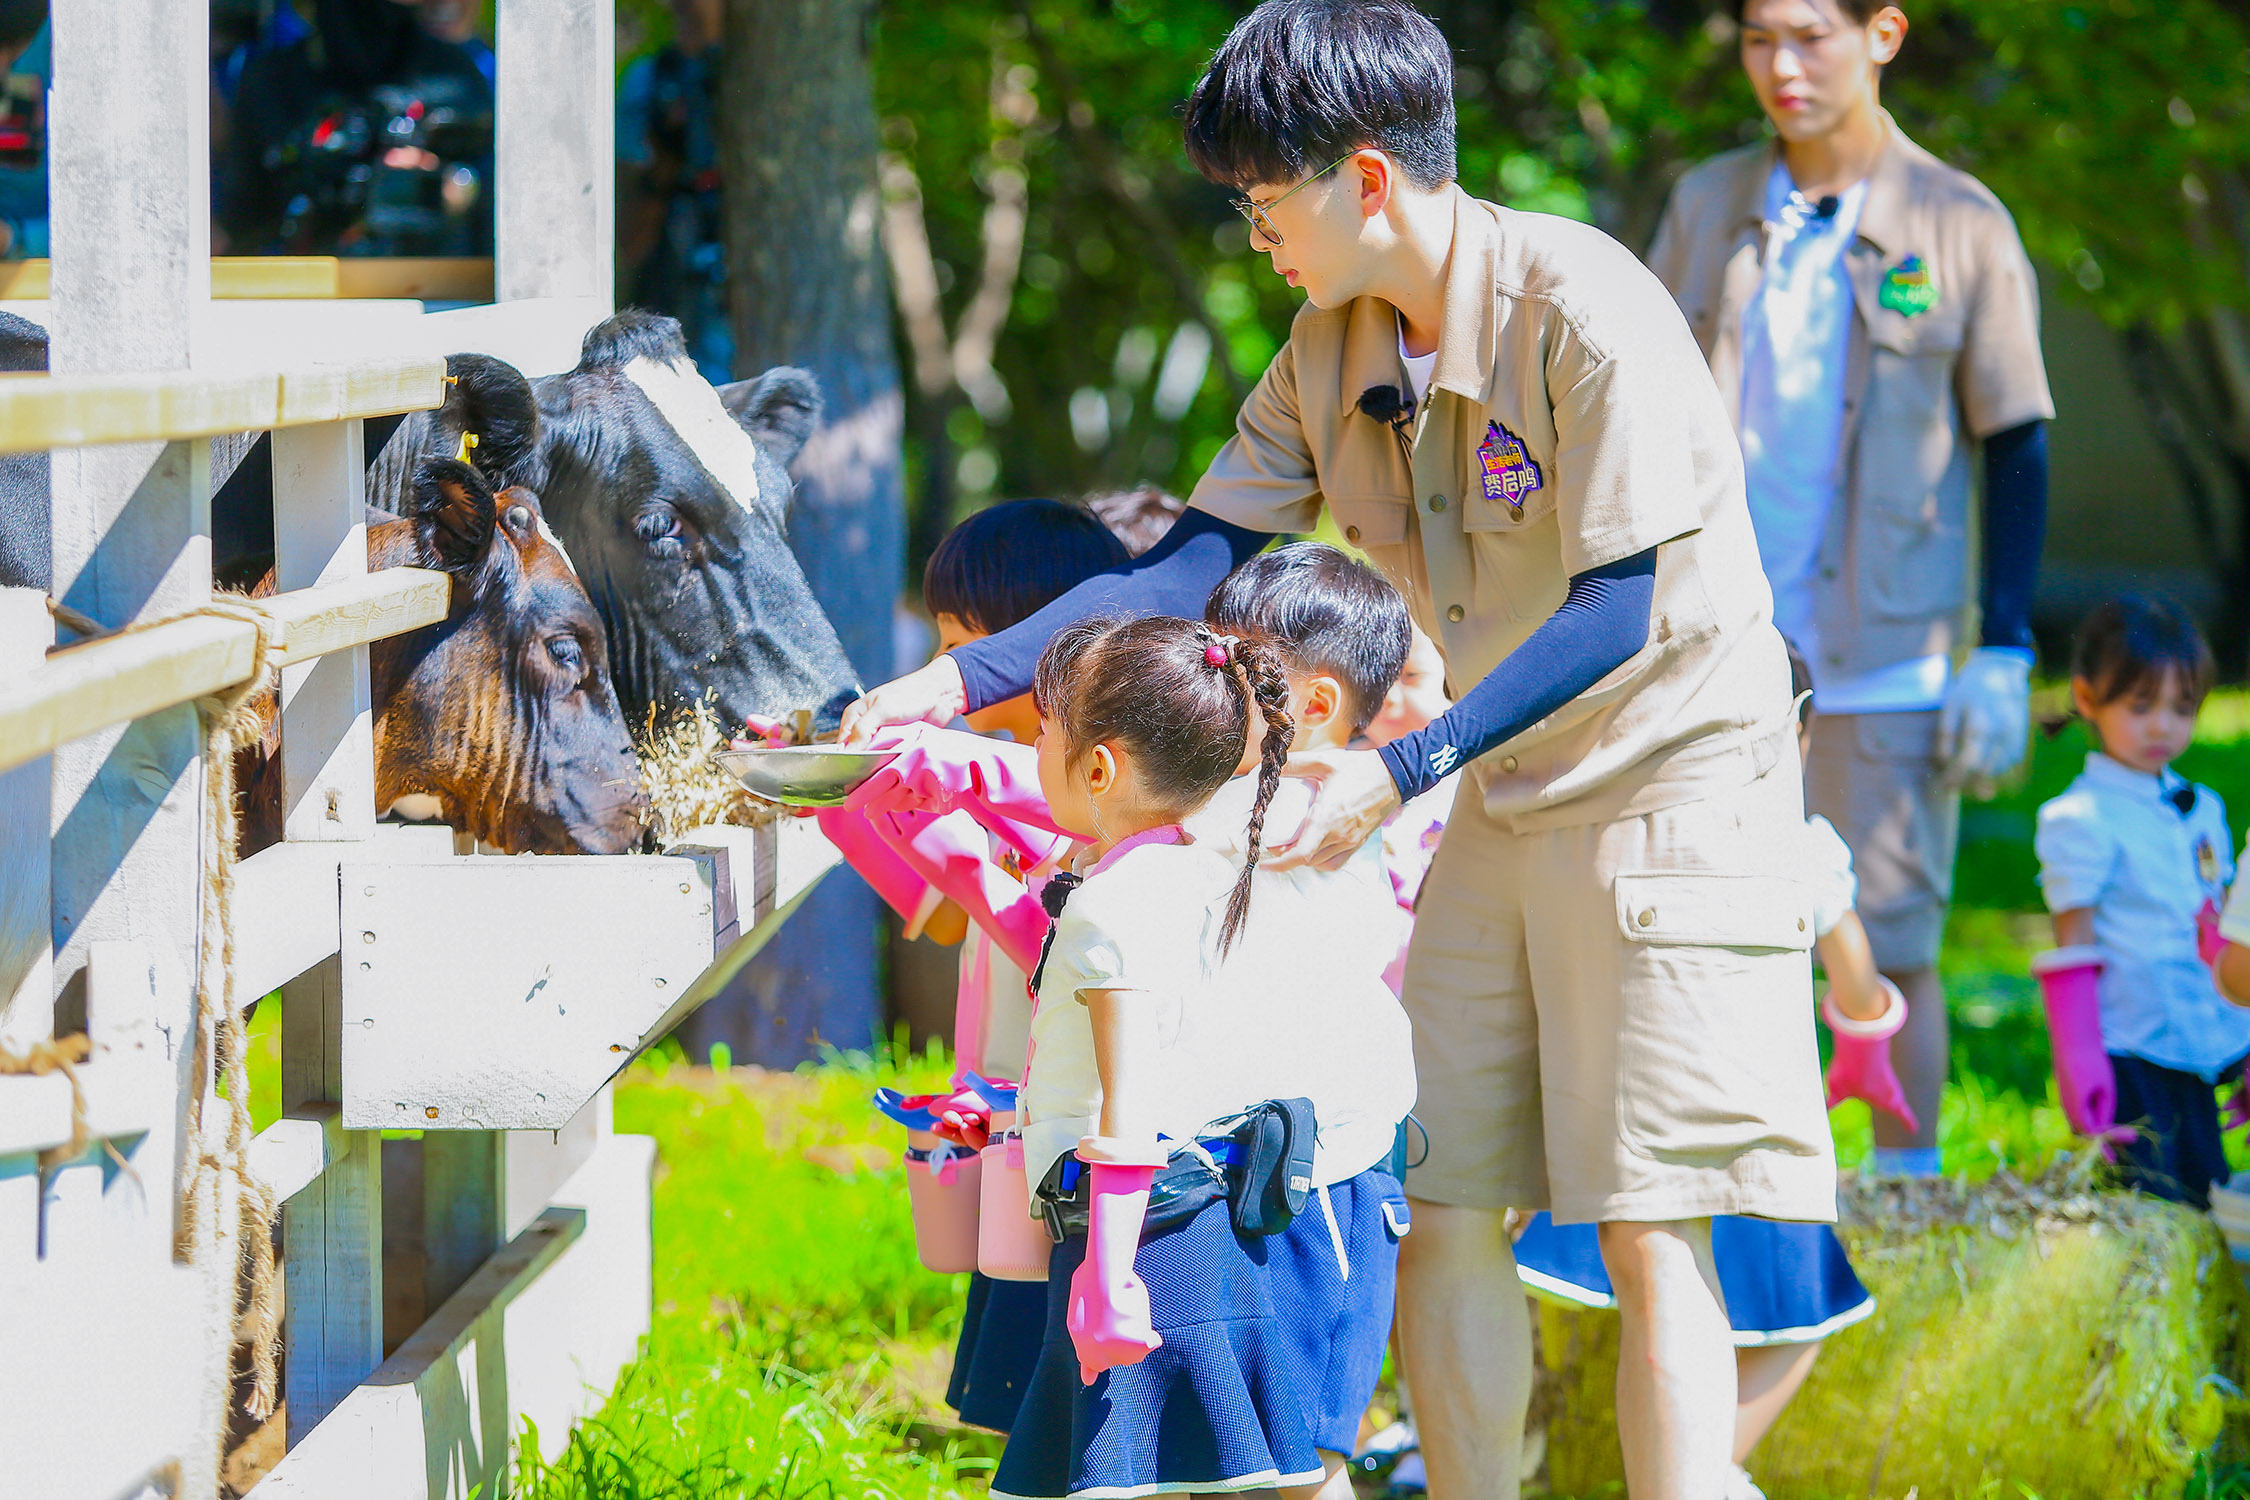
[{"xmin": 1219, "ymin": 637, "xmax": 1295, "ymax": 955}]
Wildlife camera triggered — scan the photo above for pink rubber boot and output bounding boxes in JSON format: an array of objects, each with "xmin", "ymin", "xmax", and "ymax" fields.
[
  {"xmin": 1066, "ymin": 1162, "xmax": 1163, "ymax": 1384},
  {"xmin": 2031, "ymin": 946, "xmax": 2118, "ymax": 1139}
]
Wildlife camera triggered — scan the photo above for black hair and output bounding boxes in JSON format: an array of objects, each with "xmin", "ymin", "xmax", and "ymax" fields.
[
  {"xmin": 2071, "ymin": 595, "xmax": 2213, "ymax": 709},
  {"xmin": 1205, "ymin": 542, "xmax": 1410, "ymax": 733},
  {"xmin": 1785, "ymin": 638, "xmax": 1815, "ymax": 726},
  {"xmin": 1735, "ymin": 0, "xmax": 1884, "ymax": 24},
  {"xmin": 1183, "ymin": 0, "xmax": 1457, "ymax": 193},
  {"xmin": 1033, "ymin": 616, "xmax": 1294, "ymax": 955},
  {"xmin": 923, "ymin": 499, "xmax": 1130, "ymax": 637}
]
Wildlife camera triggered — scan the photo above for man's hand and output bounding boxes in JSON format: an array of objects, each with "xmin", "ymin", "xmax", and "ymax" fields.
[
  {"xmin": 1264, "ymin": 747, "xmax": 1402, "ymax": 871},
  {"xmin": 839, "ymin": 654, "xmax": 970, "ymax": 746},
  {"xmin": 1938, "ymin": 648, "xmax": 2033, "ymax": 796}
]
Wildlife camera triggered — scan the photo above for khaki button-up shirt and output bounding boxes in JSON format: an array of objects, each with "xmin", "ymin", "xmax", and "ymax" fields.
[
  {"xmin": 1191, "ymin": 190, "xmax": 1793, "ymax": 826},
  {"xmin": 1647, "ymin": 116, "xmax": 2055, "ymax": 681}
]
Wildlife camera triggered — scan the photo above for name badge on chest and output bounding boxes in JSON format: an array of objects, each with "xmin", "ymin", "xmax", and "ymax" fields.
[
  {"xmin": 2198, "ymin": 834, "xmax": 2222, "ymax": 887},
  {"xmin": 1477, "ymin": 419, "xmax": 1543, "ymax": 519}
]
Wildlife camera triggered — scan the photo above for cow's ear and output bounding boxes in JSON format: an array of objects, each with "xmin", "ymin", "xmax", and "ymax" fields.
[
  {"xmin": 407, "ymin": 457, "xmax": 497, "ymax": 575},
  {"xmin": 718, "ymin": 366, "xmax": 823, "ymax": 468},
  {"xmin": 438, "ymin": 352, "xmax": 541, "ymax": 480}
]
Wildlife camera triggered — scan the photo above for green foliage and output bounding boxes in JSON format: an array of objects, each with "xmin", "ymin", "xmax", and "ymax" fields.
[{"xmin": 860, "ymin": 1, "xmax": 2250, "ymax": 578}]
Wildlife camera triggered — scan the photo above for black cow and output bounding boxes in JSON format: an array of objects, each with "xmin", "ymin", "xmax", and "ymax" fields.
[{"xmin": 366, "ymin": 312, "xmax": 862, "ymax": 732}]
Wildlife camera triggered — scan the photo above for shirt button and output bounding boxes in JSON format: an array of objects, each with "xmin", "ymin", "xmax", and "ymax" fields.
[
  {"xmin": 1345, "ymin": 525, "xmax": 1363, "ymax": 544},
  {"xmin": 1428, "ymin": 493, "xmax": 1448, "ymax": 513},
  {"xmin": 1637, "ymin": 908, "xmax": 1657, "ymax": 929},
  {"xmin": 1447, "ymin": 604, "xmax": 1466, "ymax": 623},
  {"xmin": 1820, "ymin": 567, "xmax": 1838, "ymax": 581},
  {"xmin": 1500, "ymin": 755, "xmax": 1518, "ymax": 774}
]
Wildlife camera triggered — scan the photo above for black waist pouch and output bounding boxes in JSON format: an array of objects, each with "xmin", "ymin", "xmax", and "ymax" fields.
[
  {"xmin": 1034, "ymin": 1151, "xmax": 1226, "ymax": 1244},
  {"xmin": 1224, "ymin": 1097, "xmax": 1317, "ymax": 1236}
]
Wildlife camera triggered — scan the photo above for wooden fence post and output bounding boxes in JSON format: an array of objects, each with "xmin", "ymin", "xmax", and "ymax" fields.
[
  {"xmin": 45, "ymin": 0, "xmax": 221, "ymax": 1492},
  {"xmin": 275, "ymin": 415, "xmax": 385, "ymax": 1443}
]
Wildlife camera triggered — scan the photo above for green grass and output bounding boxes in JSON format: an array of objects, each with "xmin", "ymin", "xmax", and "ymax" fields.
[{"xmin": 509, "ymin": 1041, "xmax": 1000, "ymax": 1500}]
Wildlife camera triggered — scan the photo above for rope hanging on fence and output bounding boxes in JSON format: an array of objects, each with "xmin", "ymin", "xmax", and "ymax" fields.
[
  {"xmin": 170, "ymin": 594, "xmax": 286, "ymax": 1422},
  {"xmin": 0, "ymin": 1034, "xmax": 93, "ymax": 1171}
]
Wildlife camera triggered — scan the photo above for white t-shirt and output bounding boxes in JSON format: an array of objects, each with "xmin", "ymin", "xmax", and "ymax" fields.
[
  {"xmin": 1184, "ymin": 775, "xmax": 1419, "ymax": 1185},
  {"xmin": 1398, "ymin": 318, "xmax": 1437, "ymax": 406},
  {"xmin": 1740, "ymin": 163, "xmax": 1948, "ymax": 714},
  {"xmin": 1801, "ymin": 812, "xmax": 1858, "ymax": 942},
  {"xmin": 2039, "ymin": 754, "xmax": 2248, "ymax": 1078}
]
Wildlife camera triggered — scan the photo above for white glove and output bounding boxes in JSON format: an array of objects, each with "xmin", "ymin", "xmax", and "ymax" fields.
[{"xmin": 1938, "ymin": 648, "xmax": 2033, "ymax": 794}]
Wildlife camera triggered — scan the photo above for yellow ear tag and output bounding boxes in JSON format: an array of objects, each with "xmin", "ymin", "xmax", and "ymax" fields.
[{"xmin": 452, "ymin": 430, "xmax": 480, "ymax": 465}]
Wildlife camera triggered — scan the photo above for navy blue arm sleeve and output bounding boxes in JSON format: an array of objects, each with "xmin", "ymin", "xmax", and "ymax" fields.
[
  {"xmin": 949, "ymin": 507, "xmax": 1274, "ymax": 711},
  {"xmin": 1377, "ymin": 548, "xmax": 1659, "ymax": 801},
  {"xmin": 1980, "ymin": 419, "xmax": 2047, "ymax": 654}
]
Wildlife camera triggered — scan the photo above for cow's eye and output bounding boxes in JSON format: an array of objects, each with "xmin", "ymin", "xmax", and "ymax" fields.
[
  {"xmin": 547, "ymin": 636, "xmax": 585, "ymax": 676},
  {"xmin": 634, "ymin": 507, "xmax": 685, "ymax": 556}
]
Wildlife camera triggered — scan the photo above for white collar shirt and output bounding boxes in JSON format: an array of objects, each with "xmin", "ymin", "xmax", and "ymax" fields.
[{"xmin": 2036, "ymin": 753, "xmax": 2247, "ymax": 1078}]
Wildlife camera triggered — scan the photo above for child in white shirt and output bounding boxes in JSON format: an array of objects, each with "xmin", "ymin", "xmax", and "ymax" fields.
[{"xmin": 2038, "ymin": 596, "xmax": 2247, "ymax": 1208}]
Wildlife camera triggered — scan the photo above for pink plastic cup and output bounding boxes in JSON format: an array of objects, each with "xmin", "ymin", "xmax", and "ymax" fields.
[
  {"xmin": 978, "ymin": 1129, "xmax": 1053, "ymax": 1282},
  {"xmin": 904, "ymin": 1142, "xmax": 983, "ymax": 1274}
]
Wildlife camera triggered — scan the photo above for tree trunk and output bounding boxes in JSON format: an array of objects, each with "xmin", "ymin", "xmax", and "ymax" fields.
[{"xmin": 699, "ymin": 0, "xmax": 905, "ymax": 1067}]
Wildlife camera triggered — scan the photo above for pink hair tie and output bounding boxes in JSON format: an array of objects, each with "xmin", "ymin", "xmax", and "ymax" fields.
[{"xmin": 1205, "ymin": 643, "xmax": 1230, "ymax": 667}]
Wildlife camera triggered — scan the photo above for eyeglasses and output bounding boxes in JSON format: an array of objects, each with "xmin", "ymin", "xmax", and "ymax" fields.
[{"xmin": 1231, "ymin": 151, "xmax": 1358, "ymax": 247}]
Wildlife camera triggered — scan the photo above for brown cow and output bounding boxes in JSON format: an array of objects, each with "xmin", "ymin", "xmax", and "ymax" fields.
[{"xmin": 240, "ymin": 457, "xmax": 645, "ymax": 855}]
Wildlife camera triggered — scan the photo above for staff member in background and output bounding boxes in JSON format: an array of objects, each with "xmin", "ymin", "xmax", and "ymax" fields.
[
  {"xmin": 846, "ymin": 3, "xmax": 1835, "ymax": 1493},
  {"xmin": 1648, "ymin": 0, "xmax": 2054, "ymax": 1177}
]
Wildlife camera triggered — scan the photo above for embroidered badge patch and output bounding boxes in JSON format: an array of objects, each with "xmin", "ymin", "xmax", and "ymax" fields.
[
  {"xmin": 2198, "ymin": 834, "xmax": 2221, "ymax": 886},
  {"xmin": 1477, "ymin": 420, "xmax": 1543, "ymax": 519},
  {"xmin": 1879, "ymin": 255, "xmax": 1939, "ymax": 317}
]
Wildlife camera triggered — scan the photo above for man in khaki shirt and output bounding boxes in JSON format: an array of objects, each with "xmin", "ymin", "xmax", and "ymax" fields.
[
  {"xmin": 845, "ymin": 3, "xmax": 1829, "ymax": 1494},
  {"xmin": 1648, "ymin": 0, "xmax": 2054, "ymax": 1175}
]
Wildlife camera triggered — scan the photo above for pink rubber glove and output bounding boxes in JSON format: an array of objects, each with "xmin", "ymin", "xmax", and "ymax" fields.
[
  {"xmin": 813, "ymin": 805, "xmax": 935, "ymax": 926},
  {"xmin": 849, "ymin": 725, "xmax": 1074, "ymax": 857},
  {"xmin": 2031, "ymin": 946, "xmax": 2118, "ymax": 1138},
  {"xmin": 1067, "ymin": 1161, "xmax": 1163, "ymax": 1383},
  {"xmin": 1821, "ymin": 979, "xmax": 1918, "ymax": 1133},
  {"xmin": 2200, "ymin": 899, "xmax": 2227, "ymax": 969},
  {"xmin": 886, "ymin": 807, "xmax": 1055, "ymax": 975}
]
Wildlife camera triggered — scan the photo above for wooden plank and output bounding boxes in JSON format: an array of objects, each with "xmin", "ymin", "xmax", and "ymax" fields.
[
  {"xmin": 273, "ymin": 419, "xmax": 375, "ymax": 842},
  {"xmin": 254, "ymin": 1133, "xmax": 654, "ymax": 1499},
  {"xmin": 0, "ymin": 257, "xmax": 496, "ymax": 302},
  {"xmin": 0, "ymin": 356, "xmax": 445, "ymax": 453},
  {"xmin": 339, "ymin": 854, "xmax": 721, "ymax": 1131},
  {"xmin": 496, "ymin": 0, "xmax": 614, "ymax": 306},
  {"xmin": 232, "ymin": 825, "xmax": 458, "ymax": 1002},
  {"xmin": 248, "ymin": 1105, "xmax": 343, "ymax": 1205},
  {"xmin": 0, "ymin": 566, "xmax": 449, "ymax": 776},
  {"xmin": 423, "ymin": 1132, "xmax": 504, "ymax": 1316},
  {"xmin": 0, "ymin": 589, "xmax": 51, "ymax": 1051},
  {"xmin": 282, "ymin": 955, "xmax": 384, "ymax": 1446}
]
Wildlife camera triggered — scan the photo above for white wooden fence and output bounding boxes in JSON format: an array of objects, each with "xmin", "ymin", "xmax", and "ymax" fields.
[{"xmin": 0, "ymin": 5, "xmax": 838, "ymax": 1497}]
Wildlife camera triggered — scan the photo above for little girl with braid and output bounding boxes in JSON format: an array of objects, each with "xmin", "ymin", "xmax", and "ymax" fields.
[{"xmin": 866, "ymin": 614, "xmax": 1386, "ymax": 1500}]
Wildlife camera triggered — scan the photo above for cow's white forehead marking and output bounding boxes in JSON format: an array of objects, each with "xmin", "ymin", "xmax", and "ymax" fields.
[
  {"xmin": 534, "ymin": 515, "xmax": 579, "ymax": 576},
  {"xmin": 623, "ymin": 354, "xmax": 763, "ymax": 513}
]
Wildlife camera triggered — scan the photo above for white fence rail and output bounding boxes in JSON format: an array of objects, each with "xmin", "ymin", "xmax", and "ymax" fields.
[{"xmin": 0, "ymin": 3, "xmax": 840, "ymax": 1498}]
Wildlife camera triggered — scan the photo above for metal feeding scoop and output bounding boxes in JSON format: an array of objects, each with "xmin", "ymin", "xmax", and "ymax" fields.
[{"xmin": 714, "ymin": 745, "xmax": 898, "ymax": 808}]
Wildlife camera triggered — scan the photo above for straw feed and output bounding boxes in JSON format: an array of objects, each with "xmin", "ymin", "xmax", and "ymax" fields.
[
  {"xmin": 1535, "ymin": 1156, "xmax": 2250, "ymax": 1499},
  {"xmin": 636, "ymin": 700, "xmax": 782, "ymax": 843}
]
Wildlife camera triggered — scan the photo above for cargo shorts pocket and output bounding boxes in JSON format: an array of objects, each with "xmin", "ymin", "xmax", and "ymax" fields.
[{"xmin": 1611, "ymin": 872, "xmax": 1824, "ymax": 1167}]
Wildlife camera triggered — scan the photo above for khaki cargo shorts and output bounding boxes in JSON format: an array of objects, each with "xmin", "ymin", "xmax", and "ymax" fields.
[
  {"xmin": 1803, "ymin": 710, "xmax": 1957, "ymax": 973},
  {"xmin": 1402, "ymin": 759, "xmax": 1837, "ymax": 1225}
]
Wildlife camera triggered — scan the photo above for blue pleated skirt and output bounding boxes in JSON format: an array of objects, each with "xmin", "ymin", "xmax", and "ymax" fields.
[
  {"xmin": 990, "ymin": 1193, "xmax": 1327, "ymax": 1500},
  {"xmin": 1512, "ymin": 1211, "xmax": 1874, "ymax": 1346},
  {"xmin": 1263, "ymin": 1167, "xmax": 1409, "ymax": 1454},
  {"xmin": 949, "ymin": 1271, "xmax": 1050, "ymax": 1434}
]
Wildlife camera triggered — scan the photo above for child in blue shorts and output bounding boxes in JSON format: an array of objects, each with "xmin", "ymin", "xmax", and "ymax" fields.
[
  {"xmin": 1198, "ymin": 544, "xmax": 1421, "ymax": 1490},
  {"xmin": 822, "ymin": 498, "xmax": 1128, "ymax": 1434}
]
